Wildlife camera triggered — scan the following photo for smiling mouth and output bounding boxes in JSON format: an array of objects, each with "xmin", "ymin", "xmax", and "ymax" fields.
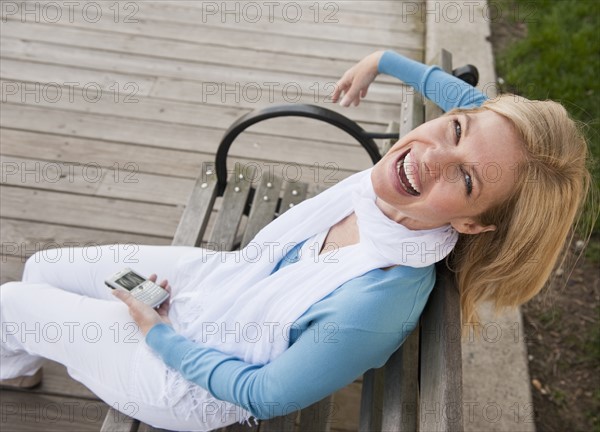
[{"xmin": 396, "ymin": 150, "xmax": 421, "ymax": 196}]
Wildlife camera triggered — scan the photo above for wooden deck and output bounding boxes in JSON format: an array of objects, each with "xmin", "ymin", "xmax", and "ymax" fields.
[{"xmin": 0, "ymin": 1, "xmax": 424, "ymax": 430}]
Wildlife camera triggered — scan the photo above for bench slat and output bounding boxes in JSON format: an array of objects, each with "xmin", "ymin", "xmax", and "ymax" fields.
[
  {"xmin": 216, "ymin": 421, "xmax": 259, "ymax": 432},
  {"xmin": 172, "ymin": 163, "xmax": 218, "ymax": 247},
  {"xmin": 424, "ymin": 49, "xmax": 452, "ymax": 121},
  {"xmin": 209, "ymin": 165, "xmax": 254, "ymax": 251},
  {"xmin": 298, "ymin": 396, "xmax": 333, "ymax": 432},
  {"xmin": 419, "ymin": 266, "xmax": 464, "ymax": 432},
  {"xmin": 258, "ymin": 411, "xmax": 298, "ymax": 432},
  {"xmin": 382, "ymin": 328, "xmax": 420, "ymax": 431},
  {"xmin": 100, "ymin": 409, "xmax": 139, "ymax": 432},
  {"xmin": 241, "ymin": 174, "xmax": 283, "ymax": 248},
  {"xmin": 358, "ymin": 367, "xmax": 384, "ymax": 432},
  {"xmin": 278, "ymin": 181, "xmax": 308, "ymax": 215},
  {"xmin": 137, "ymin": 422, "xmax": 172, "ymax": 432}
]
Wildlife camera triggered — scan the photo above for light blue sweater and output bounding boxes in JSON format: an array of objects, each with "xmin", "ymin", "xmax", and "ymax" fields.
[{"xmin": 146, "ymin": 50, "xmax": 488, "ymax": 420}]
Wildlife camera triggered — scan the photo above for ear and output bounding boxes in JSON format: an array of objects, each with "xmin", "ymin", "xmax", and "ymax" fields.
[{"xmin": 450, "ymin": 218, "xmax": 496, "ymax": 235}]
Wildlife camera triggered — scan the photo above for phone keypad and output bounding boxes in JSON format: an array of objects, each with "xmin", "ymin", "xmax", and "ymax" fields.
[{"xmin": 131, "ymin": 281, "xmax": 168, "ymax": 307}]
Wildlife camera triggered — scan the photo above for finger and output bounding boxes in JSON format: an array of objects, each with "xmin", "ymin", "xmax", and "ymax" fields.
[
  {"xmin": 157, "ymin": 301, "xmax": 170, "ymax": 315},
  {"xmin": 112, "ymin": 289, "xmax": 135, "ymax": 305},
  {"xmin": 157, "ymin": 297, "xmax": 171, "ymax": 315},
  {"xmin": 341, "ymin": 87, "xmax": 360, "ymax": 107},
  {"xmin": 148, "ymin": 274, "xmax": 158, "ymax": 282},
  {"xmin": 159, "ymin": 279, "xmax": 169, "ymax": 288},
  {"xmin": 331, "ymin": 81, "xmax": 348, "ymax": 103}
]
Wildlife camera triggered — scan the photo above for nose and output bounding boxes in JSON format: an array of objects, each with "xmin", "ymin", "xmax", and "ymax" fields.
[{"xmin": 420, "ymin": 147, "xmax": 461, "ymax": 184}]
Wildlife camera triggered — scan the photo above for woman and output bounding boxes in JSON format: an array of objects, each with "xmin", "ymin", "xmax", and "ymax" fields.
[{"xmin": 0, "ymin": 50, "xmax": 592, "ymax": 431}]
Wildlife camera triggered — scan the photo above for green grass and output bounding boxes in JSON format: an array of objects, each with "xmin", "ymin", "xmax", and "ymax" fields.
[{"xmin": 493, "ymin": 0, "xmax": 600, "ymax": 256}]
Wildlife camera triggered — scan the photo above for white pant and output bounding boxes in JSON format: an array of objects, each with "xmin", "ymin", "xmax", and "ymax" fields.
[{"xmin": 0, "ymin": 244, "xmax": 238, "ymax": 431}]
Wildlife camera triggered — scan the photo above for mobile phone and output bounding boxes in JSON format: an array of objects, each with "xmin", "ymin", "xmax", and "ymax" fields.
[{"xmin": 105, "ymin": 268, "xmax": 169, "ymax": 308}]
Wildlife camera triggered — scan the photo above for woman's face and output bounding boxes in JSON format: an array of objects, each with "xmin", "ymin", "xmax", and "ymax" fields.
[{"xmin": 371, "ymin": 109, "xmax": 525, "ymax": 233}]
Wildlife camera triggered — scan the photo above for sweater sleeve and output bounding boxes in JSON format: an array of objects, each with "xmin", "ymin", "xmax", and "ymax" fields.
[
  {"xmin": 146, "ymin": 322, "xmax": 403, "ymax": 420},
  {"xmin": 377, "ymin": 50, "xmax": 488, "ymax": 111},
  {"xmin": 144, "ymin": 270, "xmax": 434, "ymax": 420}
]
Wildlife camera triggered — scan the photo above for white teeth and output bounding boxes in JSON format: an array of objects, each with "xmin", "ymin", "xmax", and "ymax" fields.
[{"xmin": 403, "ymin": 152, "xmax": 420, "ymax": 193}]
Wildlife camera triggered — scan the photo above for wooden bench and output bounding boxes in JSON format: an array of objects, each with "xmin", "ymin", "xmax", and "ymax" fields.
[{"xmin": 101, "ymin": 50, "xmax": 466, "ymax": 432}]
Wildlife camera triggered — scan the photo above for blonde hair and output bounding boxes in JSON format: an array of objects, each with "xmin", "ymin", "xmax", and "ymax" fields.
[{"xmin": 448, "ymin": 94, "xmax": 595, "ymax": 330}]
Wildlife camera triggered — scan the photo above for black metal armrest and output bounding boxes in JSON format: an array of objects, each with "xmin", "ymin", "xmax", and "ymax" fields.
[
  {"xmin": 214, "ymin": 104, "xmax": 383, "ymax": 195},
  {"xmin": 452, "ymin": 64, "xmax": 479, "ymax": 87}
]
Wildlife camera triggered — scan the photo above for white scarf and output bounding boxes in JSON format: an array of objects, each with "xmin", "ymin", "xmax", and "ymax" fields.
[{"xmin": 162, "ymin": 167, "xmax": 458, "ymax": 427}]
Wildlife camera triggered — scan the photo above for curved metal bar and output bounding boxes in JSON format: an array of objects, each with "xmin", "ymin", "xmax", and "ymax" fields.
[
  {"xmin": 364, "ymin": 132, "xmax": 400, "ymax": 139},
  {"xmin": 215, "ymin": 104, "xmax": 383, "ymax": 195},
  {"xmin": 452, "ymin": 64, "xmax": 479, "ymax": 87}
]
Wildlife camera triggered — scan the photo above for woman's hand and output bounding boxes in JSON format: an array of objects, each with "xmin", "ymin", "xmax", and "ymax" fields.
[
  {"xmin": 332, "ymin": 51, "xmax": 384, "ymax": 107},
  {"xmin": 112, "ymin": 274, "xmax": 172, "ymax": 336}
]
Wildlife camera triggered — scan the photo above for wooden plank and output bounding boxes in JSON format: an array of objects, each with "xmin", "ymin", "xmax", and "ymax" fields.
[
  {"xmin": 0, "ymin": 129, "xmax": 362, "ymax": 187},
  {"xmin": 172, "ymin": 165, "xmax": 218, "ymax": 247},
  {"xmin": 0, "ymin": 60, "xmax": 155, "ymax": 97},
  {"xmin": 216, "ymin": 422, "xmax": 259, "ymax": 432},
  {"xmin": 0, "ymin": 20, "xmax": 408, "ymax": 83},
  {"xmin": 240, "ymin": 174, "xmax": 283, "ymax": 248},
  {"xmin": 0, "ymin": 155, "xmax": 194, "ymax": 205},
  {"xmin": 0, "ymin": 103, "xmax": 375, "ymax": 172},
  {"xmin": 329, "ymin": 382, "xmax": 362, "ymax": 431},
  {"xmin": 382, "ymin": 329, "xmax": 420, "ymax": 432},
  {"xmin": 298, "ymin": 396, "xmax": 334, "ymax": 432},
  {"xmin": 0, "ymin": 391, "xmax": 109, "ymax": 432},
  {"xmin": 101, "ymin": 408, "xmax": 139, "ymax": 432},
  {"xmin": 0, "ymin": 10, "xmax": 421, "ymax": 63},
  {"xmin": 0, "ymin": 129, "xmax": 207, "ymax": 179},
  {"xmin": 425, "ymin": 49, "xmax": 452, "ymax": 121},
  {"xmin": 0, "ymin": 186, "xmax": 181, "ymax": 238},
  {"xmin": 278, "ymin": 182, "xmax": 308, "ymax": 216},
  {"xmin": 150, "ymin": 78, "xmax": 401, "ymax": 120},
  {"xmin": 399, "ymin": 91, "xmax": 425, "ymax": 140},
  {"xmin": 0, "ymin": 74, "xmax": 391, "ymax": 146},
  {"xmin": 0, "ymin": 37, "xmax": 406, "ymax": 106},
  {"xmin": 380, "ymin": 121, "xmax": 400, "ymax": 155},
  {"xmin": 315, "ymin": 1, "xmax": 410, "ymax": 15},
  {"xmin": 0, "ymin": 218, "xmax": 169, "ymax": 260},
  {"xmin": 27, "ymin": 360, "xmax": 103, "ymax": 400},
  {"xmin": 208, "ymin": 165, "xmax": 254, "ymax": 251},
  {"xmin": 0, "ymin": 55, "xmax": 404, "ymax": 124},
  {"xmin": 137, "ymin": 422, "xmax": 173, "ymax": 432},
  {"xmin": 258, "ymin": 412, "xmax": 297, "ymax": 432},
  {"xmin": 1, "ymin": 154, "xmax": 103, "ymax": 195},
  {"xmin": 419, "ymin": 266, "xmax": 464, "ymax": 432},
  {"xmin": 0, "ymin": 254, "xmax": 27, "ymax": 283},
  {"xmin": 16, "ymin": 1, "xmax": 422, "ymax": 49},
  {"xmin": 141, "ymin": 1, "xmax": 416, "ymax": 30},
  {"xmin": 0, "ymin": 10, "xmax": 421, "ymax": 62},
  {"xmin": 358, "ymin": 368, "xmax": 384, "ymax": 432}
]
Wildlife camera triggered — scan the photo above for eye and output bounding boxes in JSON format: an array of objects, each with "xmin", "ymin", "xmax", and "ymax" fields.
[
  {"xmin": 462, "ymin": 169, "xmax": 473, "ymax": 196},
  {"xmin": 453, "ymin": 119, "xmax": 462, "ymax": 143}
]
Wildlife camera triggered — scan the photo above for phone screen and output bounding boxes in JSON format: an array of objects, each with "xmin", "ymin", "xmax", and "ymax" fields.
[{"xmin": 115, "ymin": 271, "xmax": 146, "ymax": 291}]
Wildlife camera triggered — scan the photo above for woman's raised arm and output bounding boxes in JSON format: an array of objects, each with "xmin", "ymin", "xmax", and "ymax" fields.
[{"xmin": 333, "ymin": 50, "xmax": 488, "ymax": 112}]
